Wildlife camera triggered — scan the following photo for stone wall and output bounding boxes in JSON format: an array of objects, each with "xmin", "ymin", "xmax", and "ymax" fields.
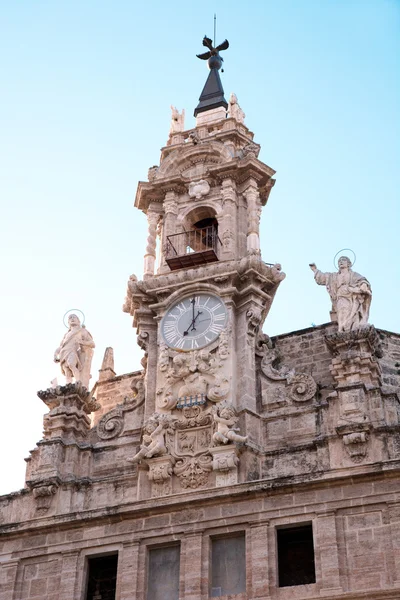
[{"xmin": 1, "ymin": 471, "xmax": 400, "ymax": 599}]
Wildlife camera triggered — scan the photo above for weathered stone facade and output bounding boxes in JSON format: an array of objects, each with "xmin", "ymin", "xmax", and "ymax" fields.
[{"xmin": 1, "ymin": 49, "xmax": 400, "ymax": 600}]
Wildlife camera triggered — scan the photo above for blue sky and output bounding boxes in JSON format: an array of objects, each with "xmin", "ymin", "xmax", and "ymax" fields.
[{"xmin": 1, "ymin": 0, "xmax": 399, "ymax": 494}]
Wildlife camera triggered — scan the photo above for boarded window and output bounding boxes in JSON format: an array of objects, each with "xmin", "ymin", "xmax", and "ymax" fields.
[
  {"xmin": 211, "ymin": 534, "xmax": 246, "ymax": 597},
  {"xmin": 147, "ymin": 545, "xmax": 180, "ymax": 600},
  {"xmin": 85, "ymin": 554, "xmax": 118, "ymax": 600},
  {"xmin": 277, "ymin": 524, "xmax": 316, "ymax": 587}
]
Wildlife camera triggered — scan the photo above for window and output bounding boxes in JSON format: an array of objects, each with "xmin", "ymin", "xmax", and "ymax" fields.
[
  {"xmin": 85, "ymin": 554, "xmax": 118, "ymax": 600},
  {"xmin": 210, "ymin": 534, "xmax": 246, "ymax": 597},
  {"xmin": 277, "ymin": 524, "xmax": 316, "ymax": 587},
  {"xmin": 147, "ymin": 545, "xmax": 180, "ymax": 600}
]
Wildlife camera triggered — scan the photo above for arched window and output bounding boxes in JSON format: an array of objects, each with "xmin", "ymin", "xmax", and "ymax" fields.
[{"xmin": 165, "ymin": 207, "xmax": 221, "ymax": 270}]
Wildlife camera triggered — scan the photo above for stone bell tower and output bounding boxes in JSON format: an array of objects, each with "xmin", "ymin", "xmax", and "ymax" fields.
[{"xmin": 123, "ymin": 37, "xmax": 286, "ymax": 492}]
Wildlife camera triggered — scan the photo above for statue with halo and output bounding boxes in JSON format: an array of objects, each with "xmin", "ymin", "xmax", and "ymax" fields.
[
  {"xmin": 54, "ymin": 313, "xmax": 95, "ymax": 388},
  {"xmin": 309, "ymin": 254, "xmax": 372, "ymax": 332}
]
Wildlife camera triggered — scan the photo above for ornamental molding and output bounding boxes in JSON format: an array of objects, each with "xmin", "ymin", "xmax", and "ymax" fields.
[
  {"xmin": 257, "ymin": 333, "xmax": 317, "ymax": 404},
  {"xmin": 97, "ymin": 374, "xmax": 146, "ymax": 440}
]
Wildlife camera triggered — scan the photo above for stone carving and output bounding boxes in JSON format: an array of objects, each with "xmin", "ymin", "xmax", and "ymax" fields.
[
  {"xmin": 227, "ymin": 92, "xmax": 245, "ymax": 123},
  {"xmin": 144, "ymin": 211, "xmax": 159, "ymax": 276},
  {"xmin": 241, "ymin": 142, "xmax": 260, "ymax": 159},
  {"xmin": 38, "ymin": 381, "xmax": 100, "ymax": 415},
  {"xmin": 310, "ymin": 256, "xmax": 372, "ymax": 332},
  {"xmin": 325, "ymin": 325, "xmax": 382, "ymax": 388},
  {"xmin": 257, "ymin": 333, "xmax": 317, "ymax": 403},
  {"xmin": 211, "ymin": 404, "xmax": 247, "ymax": 445},
  {"xmin": 222, "ymin": 228, "xmax": 234, "ymax": 250},
  {"xmin": 127, "ymin": 414, "xmax": 173, "ymax": 463},
  {"xmin": 210, "ymin": 446, "xmax": 239, "ymax": 471},
  {"xmin": 148, "ymin": 165, "xmax": 159, "ymax": 182},
  {"xmin": 147, "ymin": 456, "xmax": 174, "ymax": 483},
  {"xmin": 97, "ymin": 407, "xmax": 125, "ymax": 440},
  {"xmin": 336, "ymin": 421, "xmax": 371, "ymax": 463},
  {"xmin": 188, "ymin": 179, "xmax": 210, "ymax": 200},
  {"xmin": 343, "ymin": 431, "xmax": 369, "ymax": 461},
  {"xmin": 246, "ymin": 307, "xmax": 262, "ymax": 337},
  {"xmin": 29, "ymin": 480, "xmax": 59, "ymax": 511},
  {"xmin": 170, "ymin": 106, "xmax": 185, "ymax": 134},
  {"xmin": 156, "ymin": 348, "xmax": 230, "ymax": 410},
  {"xmin": 188, "ymin": 130, "xmax": 200, "ymax": 144},
  {"xmin": 270, "ymin": 263, "xmax": 286, "ymax": 283},
  {"xmin": 54, "ymin": 314, "xmax": 95, "ymax": 388},
  {"xmin": 97, "ymin": 374, "xmax": 145, "ymax": 440},
  {"xmin": 122, "ymin": 274, "xmax": 140, "ymax": 314},
  {"xmin": 167, "ymin": 406, "xmax": 214, "ymax": 489},
  {"xmin": 173, "ymin": 455, "xmax": 213, "ymax": 488},
  {"xmin": 218, "ymin": 326, "xmax": 230, "ymax": 360},
  {"xmin": 287, "ymin": 373, "xmax": 318, "ymax": 403}
]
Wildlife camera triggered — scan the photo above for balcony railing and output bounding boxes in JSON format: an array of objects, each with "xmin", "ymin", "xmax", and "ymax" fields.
[{"xmin": 165, "ymin": 226, "xmax": 221, "ymax": 270}]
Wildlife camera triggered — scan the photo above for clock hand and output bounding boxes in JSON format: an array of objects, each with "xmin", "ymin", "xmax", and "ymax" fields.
[
  {"xmin": 190, "ymin": 309, "xmax": 203, "ymax": 331},
  {"xmin": 195, "ymin": 317, "xmax": 211, "ymax": 325},
  {"xmin": 183, "ymin": 309, "xmax": 203, "ymax": 336}
]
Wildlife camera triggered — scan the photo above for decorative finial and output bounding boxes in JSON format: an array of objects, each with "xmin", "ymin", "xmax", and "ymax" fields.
[{"xmin": 196, "ymin": 35, "xmax": 229, "ymax": 71}]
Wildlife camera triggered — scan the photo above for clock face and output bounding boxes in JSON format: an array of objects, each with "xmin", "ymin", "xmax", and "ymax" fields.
[{"xmin": 160, "ymin": 294, "xmax": 228, "ymax": 351}]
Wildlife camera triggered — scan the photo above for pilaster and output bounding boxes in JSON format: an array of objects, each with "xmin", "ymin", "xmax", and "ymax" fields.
[
  {"xmin": 248, "ymin": 522, "xmax": 270, "ymax": 598},
  {"xmin": 0, "ymin": 559, "xmax": 19, "ymax": 600},
  {"xmin": 118, "ymin": 541, "xmax": 140, "ymax": 600},
  {"xmin": 315, "ymin": 511, "xmax": 343, "ymax": 595},
  {"xmin": 182, "ymin": 532, "xmax": 203, "ymax": 600},
  {"xmin": 59, "ymin": 550, "xmax": 80, "ymax": 600}
]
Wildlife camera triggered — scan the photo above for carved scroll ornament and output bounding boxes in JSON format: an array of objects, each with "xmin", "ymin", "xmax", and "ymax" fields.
[{"xmin": 257, "ymin": 333, "xmax": 317, "ymax": 403}]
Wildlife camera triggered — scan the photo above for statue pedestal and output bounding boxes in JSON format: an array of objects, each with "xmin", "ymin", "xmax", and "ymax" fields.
[
  {"xmin": 26, "ymin": 383, "xmax": 99, "ymax": 511},
  {"xmin": 209, "ymin": 445, "xmax": 239, "ymax": 487},
  {"xmin": 146, "ymin": 455, "xmax": 174, "ymax": 498},
  {"xmin": 326, "ymin": 326, "xmax": 382, "ymax": 465},
  {"xmin": 325, "ymin": 325, "xmax": 382, "ymax": 389}
]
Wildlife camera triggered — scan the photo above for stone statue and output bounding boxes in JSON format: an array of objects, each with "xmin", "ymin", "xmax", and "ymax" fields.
[
  {"xmin": 211, "ymin": 405, "xmax": 248, "ymax": 445},
  {"xmin": 170, "ymin": 106, "xmax": 185, "ymax": 134},
  {"xmin": 310, "ymin": 256, "xmax": 372, "ymax": 332},
  {"xmin": 127, "ymin": 414, "xmax": 170, "ymax": 463},
  {"xmin": 228, "ymin": 93, "xmax": 245, "ymax": 124},
  {"xmin": 54, "ymin": 314, "xmax": 95, "ymax": 388}
]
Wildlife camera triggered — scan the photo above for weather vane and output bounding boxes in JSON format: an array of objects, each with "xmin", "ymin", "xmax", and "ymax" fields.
[{"xmin": 196, "ymin": 30, "xmax": 229, "ymax": 72}]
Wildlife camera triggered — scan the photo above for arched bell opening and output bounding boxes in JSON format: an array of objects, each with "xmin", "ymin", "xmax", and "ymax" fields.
[{"xmin": 165, "ymin": 206, "xmax": 221, "ymax": 270}]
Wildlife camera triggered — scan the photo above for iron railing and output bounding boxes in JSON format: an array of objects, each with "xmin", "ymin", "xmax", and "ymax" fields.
[{"xmin": 165, "ymin": 226, "xmax": 221, "ymax": 270}]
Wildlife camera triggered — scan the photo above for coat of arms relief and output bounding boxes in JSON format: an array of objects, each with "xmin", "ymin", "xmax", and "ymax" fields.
[{"xmin": 127, "ymin": 335, "xmax": 247, "ymax": 495}]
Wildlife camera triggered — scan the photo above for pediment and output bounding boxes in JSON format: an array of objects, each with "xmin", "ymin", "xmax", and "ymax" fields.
[{"xmin": 157, "ymin": 141, "xmax": 233, "ymax": 181}]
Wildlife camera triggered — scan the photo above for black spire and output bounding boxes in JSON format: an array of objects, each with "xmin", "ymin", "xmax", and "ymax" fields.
[{"xmin": 194, "ymin": 35, "xmax": 229, "ymax": 117}]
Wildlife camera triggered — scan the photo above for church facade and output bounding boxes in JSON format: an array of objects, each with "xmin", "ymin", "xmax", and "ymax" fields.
[{"xmin": 1, "ymin": 41, "xmax": 400, "ymax": 600}]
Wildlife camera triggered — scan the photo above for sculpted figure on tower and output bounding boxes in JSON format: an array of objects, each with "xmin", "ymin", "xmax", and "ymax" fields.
[
  {"xmin": 310, "ymin": 256, "xmax": 372, "ymax": 332},
  {"xmin": 54, "ymin": 314, "xmax": 95, "ymax": 388}
]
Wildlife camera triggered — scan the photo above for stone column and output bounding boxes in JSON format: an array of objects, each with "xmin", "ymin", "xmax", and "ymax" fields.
[
  {"xmin": 243, "ymin": 180, "xmax": 262, "ymax": 256},
  {"xmin": 0, "ymin": 559, "xmax": 19, "ymax": 600},
  {"xmin": 315, "ymin": 511, "xmax": 343, "ymax": 595},
  {"xmin": 161, "ymin": 191, "xmax": 178, "ymax": 269},
  {"xmin": 182, "ymin": 532, "xmax": 203, "ymax": 600},
  {"xmin": 143, "ymin": 206, "xmax": 159, "ymax": 278},
  {"xmin": 118, "ymin": 541, "xmax": 140, "ymax": 600},
  {"xmin": 59, "ymin": 550, "xmax": 80, "ymax": 600},
  {"xmin": 247, "ymin": 522, "xmax": 270, "ymax": 598},
  {"xmin": 220, "ymin": 178, "xmax": 237, "ymax": 260}
]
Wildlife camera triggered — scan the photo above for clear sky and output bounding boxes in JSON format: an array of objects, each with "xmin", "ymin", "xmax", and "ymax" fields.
[{"xmin": 1, "ymin": 0, "xmax": 399, "ymax": 495}]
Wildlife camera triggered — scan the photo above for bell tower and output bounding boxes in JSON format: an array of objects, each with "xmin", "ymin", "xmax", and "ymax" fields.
[{"xmin": 123, "ymin": 36, "xmax": 285, "ymax": 490}]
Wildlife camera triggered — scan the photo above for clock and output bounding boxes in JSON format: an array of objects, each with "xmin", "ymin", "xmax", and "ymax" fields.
[{"xmin": 160, "ymin": 293, "xmax": 228, "ymax": 351}]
